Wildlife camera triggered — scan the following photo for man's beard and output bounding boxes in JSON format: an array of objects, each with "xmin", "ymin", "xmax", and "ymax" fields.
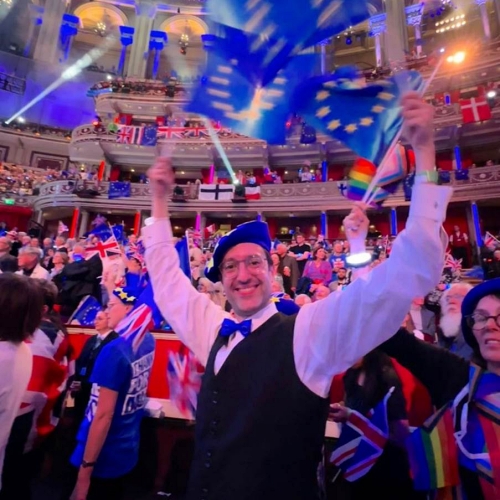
[{"xmin": 440, "ymin": 312, "xmax": 462, "ymax": 338}]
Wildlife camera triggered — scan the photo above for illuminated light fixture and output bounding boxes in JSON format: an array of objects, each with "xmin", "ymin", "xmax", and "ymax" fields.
[
  {"xmin": 95, "ymin": 21, "xmax": 107, "ymax": 37},
  {"xmin": 16, "ymin": 116, "xmax": 25, "ymax": 123},
  {"xmin": 440, "ymin": 47, "xmax": 445, "ymax": 53},
  {"xmin": 487, "ymin": 90, "xmax": 497, "ymax": 98},
  {"xmin": 346, "ymin": 252, "xmax": 372, "ymax": 268},
  {"xmin": 447, "ymin": 51, "xmax": 466, "ymax": 64},
  {"xmin": 131, "ymin": 168, "xmax": 135, "ymax": 172}
]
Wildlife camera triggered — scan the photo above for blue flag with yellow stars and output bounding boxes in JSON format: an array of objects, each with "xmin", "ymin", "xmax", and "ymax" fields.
[
  {"xmin": 186, "ymin": 43, "xmax": 316, "ymax": 144},
  {"xmin": 291, "ymin": 67, "xmax": 424, "ymax": 166},
  {"xmin": 207, "ymin": 0, "xmax": 373, "ymax": 57}
]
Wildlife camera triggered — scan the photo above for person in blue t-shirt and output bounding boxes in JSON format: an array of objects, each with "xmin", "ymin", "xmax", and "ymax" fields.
[{"xmin": 68, "ymin": 287, "xmax": 155, "ymax": 500}]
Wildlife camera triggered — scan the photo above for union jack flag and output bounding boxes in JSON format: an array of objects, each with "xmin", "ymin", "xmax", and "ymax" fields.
[
  {"xmin": 330, "ymin": 388, "xmax": 393, "ymax": 481},
  {"xmin": 116, "ymin": 125, "xmax": 141, "ymax": 144},
  {"xmin": 443, "ymin": 252, "xmax": 462, "ymax": 273},
  {"xmin": 484, "ymin": 231, "xmax": 500, "ymax": 249},
  {"xmin": 86, "ymin": 235, "xmax": 121, "ymax": 260},
  {"xmin": 115, "ymin": 303, "xmax": 153, "ymax": 353},
  {"xmin": 167, "ymin": 350, "xmax": 203, "ymax": 419}
]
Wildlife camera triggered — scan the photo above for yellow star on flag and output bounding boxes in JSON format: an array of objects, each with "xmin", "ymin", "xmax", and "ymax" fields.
[
  {"xmin": 119, "ymin": 291, "xmax": 128, "ymax": 300},
  {"xmin": 377, "ymin": 92, "xmax": 395, "ymax": 101},
  {"xmin": 316, "ymin": 90, "xmax": 330, "ymax": 101},
  {"xmin": 316, "ymin": 106, "xmax": 330, "ymax": 118},
  {"xmin": 327, "ymin": 119, "xmax": 341, "ymax": 131},
  {"xmin": 360, "ymin": 117, "xmax": 374, "ymax": 127},
  {"xmin": 344, "ymin": 124, "xmax": 357, "ymax": 133},
  {"xmin": 270, "ymin": 297, "xmax": 280, "ymax": 303},
  {"xmin": 372, "ymin": 105, "xmax": 385, "ymax": 114}
]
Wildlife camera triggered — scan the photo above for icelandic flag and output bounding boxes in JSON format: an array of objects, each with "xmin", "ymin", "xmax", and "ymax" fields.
[
  {"xmin": 330, "ymin": 388, "xmax": 393, "ymax": 481},
  {"xmin": 109, "ymin": 182, "xmax": 131, "ymax": 199},
  {"xmin": 186, "ymin": 32, "xmax": 316, "ymax": 144},
  {"xmin": 115, "ymin": 303, "xmax": 153, "ymax": 353},
  {"xmin": 140, "ymin": 125, "xmax": 158, "ymax": 146},
  {"xmin": 68, "ymin": 295, "xmax": 101, "ymax": 326},
  {"xmin": 167, "ymin": 350, "xmax": 203, "ymax": 418},
  {"xmin": 207, "ymin": 0, "xmax": 373, "ymax": 58},
  {"xmin": 291, "ymin": 67, "xmax": 424, "ymax": 166}
]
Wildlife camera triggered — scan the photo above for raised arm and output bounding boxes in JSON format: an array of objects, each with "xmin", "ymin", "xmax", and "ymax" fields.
[
  {"xmin": 380, "ymin": 329, "xmax": 469, "ymax": 408},
  {"xmin": 142, "ymin": 159, "xmax": 228, "ymax": 365},
  {"xmin": 294, "ymin": 93, "xmax": 453, "ymax": 397}
]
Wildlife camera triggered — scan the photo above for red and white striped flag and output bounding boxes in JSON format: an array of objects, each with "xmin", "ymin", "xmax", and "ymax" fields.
[
  {"xmin": 484, "ymin": 231, "xmax": 500, "ymax": 249},
  {"xmin": 57, "ymin": 220, "xmax": 69, "ymax": 235}
]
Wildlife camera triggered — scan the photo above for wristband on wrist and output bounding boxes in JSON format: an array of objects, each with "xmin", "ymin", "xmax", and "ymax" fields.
[
  {"xmin": 81, "ymin": 460, "xmax": 96, "ymax": 468},
  {"xmin": 413, "ymin": 170, "xmax": 439, "ymax": 185}
]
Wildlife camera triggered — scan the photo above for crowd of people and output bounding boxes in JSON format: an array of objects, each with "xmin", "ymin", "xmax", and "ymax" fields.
[{"xmin": 0, "ymin": 94, "xmax": 499, "ymax": 500}]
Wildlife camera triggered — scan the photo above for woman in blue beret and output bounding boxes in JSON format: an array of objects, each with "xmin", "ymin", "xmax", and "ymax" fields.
[{"xmin": 381, "ymin": 278, "xmax": 500, "ymax": 499}]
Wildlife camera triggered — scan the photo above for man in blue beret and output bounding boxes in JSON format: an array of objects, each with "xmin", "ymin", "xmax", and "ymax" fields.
[{"xmin": 142, "ymin": 93, "xmax": 452, "ymax": 500}]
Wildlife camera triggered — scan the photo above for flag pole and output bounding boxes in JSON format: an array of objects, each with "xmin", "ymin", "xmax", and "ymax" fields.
[{"xmin": 361, "ymin": 58, "xmax": 444, "ymax": 205}]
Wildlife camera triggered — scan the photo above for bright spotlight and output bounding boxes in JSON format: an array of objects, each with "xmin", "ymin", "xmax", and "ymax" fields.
[
  {"xmin": 16, "ymin": 116, "xmax": 25, "ymax": 123},
  {"xmin": 447, "ymin": 51, "xmax": 466, "ymax": 64},
  {"xmin": 440, "ymin": 47, "xmax": 445, "ymax": 53},
  {"xmin": 487, "ymin": 90, "xmax": 497, "ymax": 99}
]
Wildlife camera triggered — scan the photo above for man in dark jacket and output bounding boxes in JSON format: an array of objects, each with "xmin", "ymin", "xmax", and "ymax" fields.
[{"xmin": 53, "ymin": 252, "xmax": 103, "ymax": 318}]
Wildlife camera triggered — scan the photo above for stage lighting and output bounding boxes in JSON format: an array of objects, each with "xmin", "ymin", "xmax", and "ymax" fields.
[{"xmin": 487, "ymin": 90, "xmax": 497, "ymax": 99}]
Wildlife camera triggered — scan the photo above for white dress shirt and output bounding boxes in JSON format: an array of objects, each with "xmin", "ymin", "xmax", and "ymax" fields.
[{"xmin": 143, "ymin": 183, "xmax": 452, "ymax": 398}]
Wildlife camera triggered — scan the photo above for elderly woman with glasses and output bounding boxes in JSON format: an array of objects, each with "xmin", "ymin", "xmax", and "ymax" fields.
[{"xmin": 380, "ymin": 278, "xmax": 500, "ymax": 499}]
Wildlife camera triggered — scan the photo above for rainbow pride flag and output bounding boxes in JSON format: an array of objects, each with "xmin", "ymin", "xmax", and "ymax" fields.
[
  {"xmin": 406, "ymin": 403, "xmax": 460, "ymax": 491},
  {"xmin": 347, "ymin": 158, "xmax": 377, "ymax": 201}
]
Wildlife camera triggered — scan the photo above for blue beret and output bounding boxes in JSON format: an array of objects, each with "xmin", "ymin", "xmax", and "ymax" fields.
[
  {"xmin": 271, "ymin": 296, "xmax": 300, "ymax": 316},
  {"xmin": 461, "ymin": 278, "xmax": 500, "ymax": 349},
  {"xmin": 112, "ymin": 286, "xmax": 140, "ymax": 305},
  {"xmin": 205, "ymin": 221, "xmax": 271, "ymax": 283}
]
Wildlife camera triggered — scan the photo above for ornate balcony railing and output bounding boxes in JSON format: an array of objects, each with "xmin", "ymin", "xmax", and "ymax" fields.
[{"xmin": 33, "ymin": 165, "xmax": 500, "ymax": 214}]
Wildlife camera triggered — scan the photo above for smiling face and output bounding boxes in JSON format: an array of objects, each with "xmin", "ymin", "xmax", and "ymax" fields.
[
  {"xmin": 472, "ymin": 295, "xmax": 500, "ymax": 368},
  {"xmin": 221, "ymin": 243, "xmax": 273, "ymax": 319},
  {"xmin": 106, "ymin": 295, "xmax": 133, "ymax": 329}
]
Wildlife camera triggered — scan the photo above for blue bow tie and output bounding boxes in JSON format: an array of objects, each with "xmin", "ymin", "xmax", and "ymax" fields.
[{"xmin": 219, "ymin": 318, "xmax": 252, "ymax": 338}]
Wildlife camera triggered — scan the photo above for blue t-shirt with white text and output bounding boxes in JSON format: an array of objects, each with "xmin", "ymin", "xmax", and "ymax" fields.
[{"xmin": 71, "ymin": 333, "xmax": 155, "ymax": 478}]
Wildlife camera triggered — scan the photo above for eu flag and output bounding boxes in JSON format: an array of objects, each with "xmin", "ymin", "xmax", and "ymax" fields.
[
  {"xmin": 187, "ymin": 47, "xmax": 316, "ymax": 144},
  {"xmin": 207, "ymin": 0, "xmax": 373, "ymax": 56},
  {"xmin": 108, "ymin": 182, "xmax": 131, "ymax": 199},
  {"xmin": 86, "ymin": 223, "xmax": 112, "ymax": 241},
  {"xmin": 292, "ymin": 67, "xmax": 424, "ymax": 165},
  {"xmin": 140, "ymin": 125, "xmax": 157, "ymax": 146},
  {"xmin": 69, "ymin": 295, "xmax": 101, "ymax": 326}
]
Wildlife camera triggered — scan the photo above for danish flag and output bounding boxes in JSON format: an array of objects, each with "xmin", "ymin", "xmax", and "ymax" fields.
[{"xmin": 459, "ymin": 97, "xmax": 492, "ymax": 124}]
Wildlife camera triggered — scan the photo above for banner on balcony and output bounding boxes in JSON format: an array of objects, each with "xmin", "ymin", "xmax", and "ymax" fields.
[
  {"xmin": 109, "ymin": 182, "xmax": 131, "ymax": 199},
  {"xmin": 116, "ymin": 125, "xmax": 157, "ymax": 146},
  {"xmin": 198, "ymin": 184, "xmax": 234, "ymax": 201},
  {"xmin": 245, "ymin": 186, "xmax": 261, "ymax": 200}
]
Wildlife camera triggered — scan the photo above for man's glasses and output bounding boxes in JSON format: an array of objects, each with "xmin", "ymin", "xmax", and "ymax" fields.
[
  {"xmin": 219, "ymin": 255, "xmax": 267, "ymax": 277},
  {"xmin": 467, "ymin": 313, "xmax": 500, "ymax": 329}
]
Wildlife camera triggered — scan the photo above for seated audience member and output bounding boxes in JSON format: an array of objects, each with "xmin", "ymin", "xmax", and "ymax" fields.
[
  {"xmin": 294, "ymin": 294, "xmax": 312, "ymax": 307},
  {"xmin": 0, "ymin": 254, "xmax": 18, "ymax": 273}
]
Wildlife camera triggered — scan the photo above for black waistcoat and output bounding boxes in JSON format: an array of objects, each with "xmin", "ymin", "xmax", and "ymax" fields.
[{"xmin": 187, "ymin": 313, "xmax": 329, "ymax": 500}]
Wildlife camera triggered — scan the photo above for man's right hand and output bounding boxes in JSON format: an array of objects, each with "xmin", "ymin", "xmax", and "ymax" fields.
[{"xmin": 147, "ymin": 157, "xmax": 175, "ymax": 199}]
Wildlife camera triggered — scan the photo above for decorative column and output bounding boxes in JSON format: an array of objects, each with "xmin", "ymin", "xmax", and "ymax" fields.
[
  {"xmin": 195, "ymin": 212, "xmax": 202, "ymax": 232},
  {"xmin": 319, "ymin": 39, "xmax": 330, "ymax": 75},
  {"xmin": 389, "ymin": 207, "xmax": 398, "ymax": 236},
  {"xmin": 149, "ymin": 30, "xmax": 168, "ymax": 80},
  {"xmin": 59, "ymin": 14, "xmax": 79, "ymax": 63},
  {"xmin": 78, "ymin": 210, "xmax": 89, "ymax": 238},
  {"xmin": 369, "ymin": 14, "xmax": 387, "ymax": 68},
  {"xmin": 133, "ymin": 210, "xmax": 142, "ymax": 236},
  {"xmin": 320, "ymin": 212, "xmax": 328, "ymax": 239},
  {"xmin": 118, "ymin": 26, "xmax": 135, "ymax": 76},
  {"xmin": 405, "ymin": 3, "xmax": 424, "ymax": 58},
  {"xmin": 467, "ymin": 201, "xmax": 483, "ymax": 265},
  {"xmin": 127, "ymin": 0, "xmax": 157, "ymax": 78},
  {"xmin": 476, "ymin": 0, "xmax": 492, "ymax": 40},
  {"xmin": 454, "ymin": 145, "xmax": 462, "ymax": 171},
  {"xmin": 70, "ymin": 207, "xmax": 80, "ymax": 239},
  {"xmin": 35, "ymin": 211, "xmax": 44, "ymax": 225},
  {"xmin": 24, "ymin": 4, "xmax": 44, "ymax": 58},
  {"xmin": 384, "ymin": 0, "xmax": 409, "ymax": 64},
  {"xmin": 33, "ymin": 0, "xmax": 69, "ymax": 64}
]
